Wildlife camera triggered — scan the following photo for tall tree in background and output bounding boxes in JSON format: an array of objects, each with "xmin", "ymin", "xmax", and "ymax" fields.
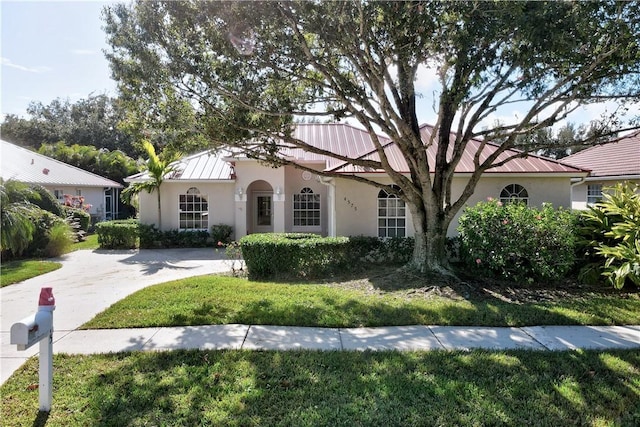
[
  {"xmin": 0, "ymin": 94, "xmax": 137, "ymax": 156},
  {"xmin": 37, "ymin": 142, "xmax": 139, "ymax": 185},
  {"xmin": 104, "ymin": 1, "xmax": 640, "ymax": 274}
]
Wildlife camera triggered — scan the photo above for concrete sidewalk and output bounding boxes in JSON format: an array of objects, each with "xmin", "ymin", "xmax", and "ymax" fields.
[{"xmin": 2, "ymin": 325, "xmax": 639, "ymax": 382}]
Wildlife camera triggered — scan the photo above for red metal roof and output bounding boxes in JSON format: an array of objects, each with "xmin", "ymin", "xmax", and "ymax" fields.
[
  {"xmin": 563, "ymin": 131, "xmax": 640, "ymax": 177},
  {"xmin": 125, "ymin": 123, "xmax": 588, "ymax": 182},
  {"xmin": 326, "ymin": 124, "xmax": 586, "ymax": 175}
]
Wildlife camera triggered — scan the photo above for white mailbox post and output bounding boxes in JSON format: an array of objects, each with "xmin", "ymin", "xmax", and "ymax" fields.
[{"xmin": 10, "ymin": 287, "xmax": 55, "ymax": 412}]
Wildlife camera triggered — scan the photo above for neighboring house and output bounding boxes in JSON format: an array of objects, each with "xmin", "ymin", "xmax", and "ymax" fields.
[
  {"xmin": 126, "ymin": 123, "xmax": 588, "ymax": 239},
  {"xmin": 563, "ymin": 131, "xmax": 640, "ymax": 210},
  {"xmin": 0, "ymin": 139, "xmax": 123, "ymax": 221}
]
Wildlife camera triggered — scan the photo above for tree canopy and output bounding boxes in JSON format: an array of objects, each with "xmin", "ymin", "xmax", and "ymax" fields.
[
  {"xmin": 104, "ymin": 0, "xmax": 640, "ymax": 273},
  {"xmin": 0, "ymin": 94, "xmax": 137, "ymax": 156}
]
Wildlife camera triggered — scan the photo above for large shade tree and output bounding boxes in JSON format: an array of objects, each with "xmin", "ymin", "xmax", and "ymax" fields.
[{"xmin": 104, "ymin": 1, "xmax": 640, "ymax": 274}]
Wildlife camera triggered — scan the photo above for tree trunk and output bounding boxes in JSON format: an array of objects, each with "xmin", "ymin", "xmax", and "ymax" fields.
[
  {"xmin": 407, "ymin": 200, "xmax": 451, "ymax": 275},
  {"xmin": 156, "ymin": 189, "xmax": 162, "ymax": 229}
]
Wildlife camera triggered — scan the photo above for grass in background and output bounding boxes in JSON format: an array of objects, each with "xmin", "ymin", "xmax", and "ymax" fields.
[
  {"xmin": 0, "ymin": 235, "xmax": 98, "ymax": 287},
  {"xmin": 68, "ymin": 233, "xmax": 99, "ymax": 251},
  {"xmin": 0, "ymin": 260, "xmax": 62, "ymax": 287},
  {"xmin": 1, "ymin": 349, "xmax": 638, "ymax": 426},
  {"xmin": 83, "ymin": 275, "xmax": 640, "ymax": 329}
]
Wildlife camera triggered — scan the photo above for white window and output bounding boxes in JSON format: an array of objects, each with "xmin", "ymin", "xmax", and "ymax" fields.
[
  {"xmin": 75, "ymin": 189, "xmax": 82, "ymax": 196},
  {"xmin": 179, "ymin": 187, "xmax": 209, "ymax": 230},
  {"xmin": 587, "ymin": 184, "xmax": 603, "ymax": 206},
  {"xmin": 378, "ymin": 186, "xmax": 406, "ymax": 238},
  {"xmin": 500, "ymin": 184, "xmax": 529, "ymax": 205},
  {"xmin": 293, "ymin": 187, "xmax": 320, "ymax": 227},
  {"xmin": 53, "ymin": 189, "xmax": 64, "ymax": 202}
]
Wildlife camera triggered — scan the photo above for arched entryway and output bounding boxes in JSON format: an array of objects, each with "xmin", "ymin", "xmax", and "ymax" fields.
[{"xmin": 247, "ymin": 180, "xmax": 274, "ymax": 233}]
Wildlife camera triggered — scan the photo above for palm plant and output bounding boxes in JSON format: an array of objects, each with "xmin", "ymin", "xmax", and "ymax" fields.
[
  {"xmin": 121, "ymin": 140, "xmax": 180, "ymax": 229},
  {"xmin": 0, "ymin": 179, "xmax": 40, "ymax": 256}
]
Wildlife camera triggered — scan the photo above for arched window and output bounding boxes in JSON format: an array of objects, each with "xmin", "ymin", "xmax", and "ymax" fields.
[
  {"xmin": 293, "ymin": 187, "xmax": 320, "ymax": 227},
  {"xmin": 500, "ymin": 184, "xmax": 529, "ymax": 205},
  {"xmin": 378, "ymin": 186, "xmax": 405, "ymax": 237},
  {"xmin": 179, "ymin": 187, "xmax": 209, "ymax": 230}
]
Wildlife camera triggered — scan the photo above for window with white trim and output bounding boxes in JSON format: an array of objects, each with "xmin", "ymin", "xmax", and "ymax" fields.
[
  {"xmin": 179, "ymin": 187, "xmax": 209, "ymax": 230},
  {"xmin": 587, "ymin": 184, "xmax": 603, "ymax": 206},
  {"xmin": 53, "ymin": 189, "xmax": 64, "ymax": 202},
  {"xmin": 500, "ymin": 184, "xmax": 529, "ymax": 205},
  {"xmin": 293, "ymin": 187, "xmax": 320, "ymax": 227},
  {"xmin": 378, "ymin": 186, "xmax": 406, "ymax": 238}
]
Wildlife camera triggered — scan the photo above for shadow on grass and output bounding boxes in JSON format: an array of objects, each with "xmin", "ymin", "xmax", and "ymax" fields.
[
  {"xmin": 11, "ymin": 348, "xmax": 638, "ymax": 426},
  {"xmin": 31, "ymin": 410, "xmax": 49, "ymax": 427}
]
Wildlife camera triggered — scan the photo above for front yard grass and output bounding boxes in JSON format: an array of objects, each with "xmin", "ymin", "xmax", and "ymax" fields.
[
  {"xmin": 0, "ymin": 260, "xmax": 62, "ymax": 288},
  {"xmin": 2, "ymin": 349, "xmax": 638, "ymax": 426},
  {"xmin": 0, "ymin": 235, "xmax": 98, "ymax": 287},
  {"xmin": 83, "ymin": 272, "xmax": 640, "ymax": 329}
]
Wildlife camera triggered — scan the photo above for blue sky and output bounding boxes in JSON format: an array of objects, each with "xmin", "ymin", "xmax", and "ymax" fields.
[
  {"xmin": 0, "ymin": 1, "xmax": 631, "ymax": 131},
  {"xmin": 1, "ymin": 1, "xmax": 116, "ymax": 118}
]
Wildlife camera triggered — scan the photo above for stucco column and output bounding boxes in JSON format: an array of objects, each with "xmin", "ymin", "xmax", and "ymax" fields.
[
  {"xmin": 273, "ymin": 193, "xmax": 285, "ymax": 233},
  {"xmin": 234, "ymin": 190, "xmax": 247, "ymax": 238}
]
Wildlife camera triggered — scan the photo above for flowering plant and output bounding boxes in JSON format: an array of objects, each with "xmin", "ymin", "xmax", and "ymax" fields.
[{"xmin": 458, "ymin": 198, "xmax": 578, "ymax": 283}]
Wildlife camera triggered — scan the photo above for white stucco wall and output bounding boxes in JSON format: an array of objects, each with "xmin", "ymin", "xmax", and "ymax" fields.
[
  {"xmin": 141, "ymin": 159, "xmax": 577, "ymax": 240},
  {"xmin": 334, "ymin": 174, "xmax": 575, "ymax": 237},
  {"xmin": 140, "ymin": 182, "xmax": 235, "ymax": 234},
  {"xmin": 571, "ymin": 178, "xmax": 640, "ymax": 210}
]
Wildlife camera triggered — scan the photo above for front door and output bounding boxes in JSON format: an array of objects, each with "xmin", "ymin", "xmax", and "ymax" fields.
[{"xmin": 253, "ymin": 193, "xmax": 273, "ymax": 233}]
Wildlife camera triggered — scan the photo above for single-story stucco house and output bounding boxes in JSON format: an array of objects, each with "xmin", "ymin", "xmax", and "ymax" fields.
[
  {"xmin": 563, "ymin": 131, "xmax": 640, "ymax": 210},
  {"xmin": 126, "ymin": 123, "xmax": 589, "ymax": 240},
  {"xmin": 0, "ymin": 139, "xmax": 123, "ymax": 221}
]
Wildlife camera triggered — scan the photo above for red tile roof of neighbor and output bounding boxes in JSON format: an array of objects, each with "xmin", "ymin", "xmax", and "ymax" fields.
[{"xmin": 562, "ymin": 131, "xmax": 640, "ymax": 177}]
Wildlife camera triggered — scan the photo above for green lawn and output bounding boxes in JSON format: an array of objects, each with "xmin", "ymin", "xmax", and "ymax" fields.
[
  {"xmin": 2, "ymin": 349, "xmax": 638, "ymax": 426},
  {"xmin": 0, "ymin": 260, "xmax": 62, "ymax": 287},
  {"xmin": 0, "ymin": 235, "xmax": 98, "ymax": 287},
  {"xmin": 83, "ymin": 275, "xmax": 640, "ymax": 329},
  {"xmin": 67, "ymin": 233, "xmax": 99, "ymax": 251}
]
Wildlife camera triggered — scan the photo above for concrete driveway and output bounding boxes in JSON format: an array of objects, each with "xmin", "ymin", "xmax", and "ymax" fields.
[{"xmin": 1, "ymin": 248, "xmax": 233, "ymax": 384}]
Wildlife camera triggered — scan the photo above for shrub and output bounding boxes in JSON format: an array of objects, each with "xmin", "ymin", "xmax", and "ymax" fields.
[
  {"xmin": 44, "ymin": 222, "xmax": 73, "ymax": 257},
  {"xmin": 211, "ymin": 224, "xmax": 234, "ymax": 245},
  {"xmin": 458, "ymin": 199, "xmax": 578, "ymax": 283},
  {"xmin": 138, "ymin": 224, "xmax": 210, "ymax": 248},
  {"xmin": 578, "ymin": 183, "xmax": 640, "ymax": 289},
  {"xmin": 240, "ymin": 233, "xmax": 415, "ymax": 280},
  {"xmin": 25, "ymin": 210, "xmax": 67, "ymax": 257},
  {"xmin": 240, "ymin": 233, "xmax": 351, "ymax": 279},
  {"xmin": 28, "ymin": 185, "xmax": 64, "ymax": 217},
  {"xmin": 64, "ymin": 207, "xmax": 91, "ymax": 232},
  {"xmin": 96, "ymin": 220, "xmax": 139, "ymax": 249},
  {"xmin": 348, "ymin": 235, "xmax": 414, "ymax": 265}
]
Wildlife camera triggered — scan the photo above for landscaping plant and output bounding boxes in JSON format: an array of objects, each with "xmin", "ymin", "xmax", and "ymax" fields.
[
  {"xmin": 578, "ymin": 182, "xmax": 640, "ymax": 289},
  {"xmin": 458, "ymin": 199, "xmax": 578, "ymax": 283}
]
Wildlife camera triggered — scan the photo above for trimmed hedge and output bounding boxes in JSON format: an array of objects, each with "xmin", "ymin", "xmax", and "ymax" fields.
[
  {"xmin": 138, "ymin": 224, "xmax": 210, "ymax": 248},
  {"xmin": 240, "ymin": 233, "xmax": 351, "ymax": 279},
  {"xmin": 240, "ymin": 233, "xmax": 414, "ymax": 280},
  {"xmin": 96, "ymin": 220, "xmax": 139, "ymax": 249}
]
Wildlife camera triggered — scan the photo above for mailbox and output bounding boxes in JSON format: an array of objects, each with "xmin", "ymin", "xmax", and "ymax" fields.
[{"xmin": 10, "ymin": 310, "xmax": 53, "ymax": 351}]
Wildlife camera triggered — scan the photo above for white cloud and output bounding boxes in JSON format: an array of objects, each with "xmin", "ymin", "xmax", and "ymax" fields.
[
  {"xmin": 1, "ymin": 57, "xmax": 51, "ymax": 73},
  {"xmin": 415, "ymin": 64, "xmax": 439, "ymax": 91}
]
